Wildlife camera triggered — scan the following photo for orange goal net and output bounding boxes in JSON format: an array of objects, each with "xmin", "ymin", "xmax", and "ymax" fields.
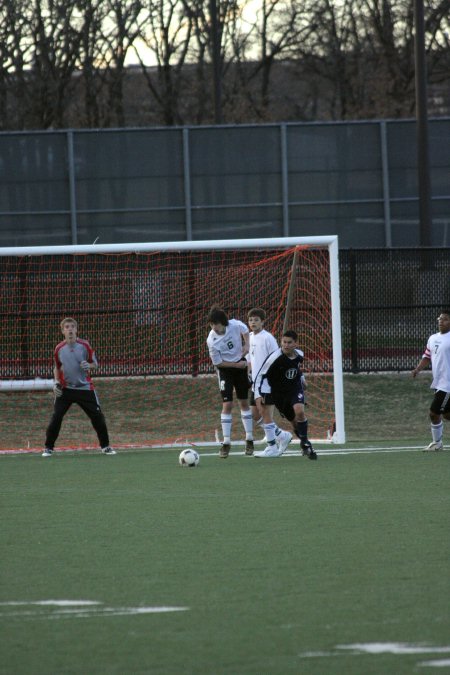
[{"xmin": 0, "ymin": 237, "xmax": 344, "ymax": 451}]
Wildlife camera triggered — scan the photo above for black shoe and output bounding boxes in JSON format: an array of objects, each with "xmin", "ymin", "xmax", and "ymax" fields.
[
  {"xmin": 219, "ymin": 443, "xmax": 230, "ymax": 458},
  {"xmin": 301, "ymin": 441, "xmax": 317, "ymax": 460},
  {"xmin": 245, "ymin": 440, "xmax": 254, "ymax": 455}
]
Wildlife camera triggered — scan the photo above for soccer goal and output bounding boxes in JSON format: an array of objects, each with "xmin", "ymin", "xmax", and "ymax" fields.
[{"xmin": 0, "ymin": 236, "xmax": 345, "ymax": 451}]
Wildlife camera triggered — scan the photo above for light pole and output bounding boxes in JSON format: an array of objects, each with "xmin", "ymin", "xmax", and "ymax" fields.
[
  {"xmin": 414, "ymin": 0, "xmax": 432, "ymax": 247},
  {"xmin": 210, "ymin": 0, "xmax": 222, "ymax": 124}
]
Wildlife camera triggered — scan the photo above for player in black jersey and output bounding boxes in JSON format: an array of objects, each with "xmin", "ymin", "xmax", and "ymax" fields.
[{"xmin": 253, "ymin": 329, "xmax": 317, "ymax": 459}]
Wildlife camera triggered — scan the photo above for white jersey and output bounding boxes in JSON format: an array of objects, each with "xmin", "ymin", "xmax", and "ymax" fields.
[
  {"xmin": 248, "ymin": 329, "xmax": 278, "ymax": 391},
  {"xmin": 207, "ymin": 318, "xmax": 249, "ymax": 367},
  {"xmin": 423, "ymin": 331, "xmax": 450, "ymax": 392}
]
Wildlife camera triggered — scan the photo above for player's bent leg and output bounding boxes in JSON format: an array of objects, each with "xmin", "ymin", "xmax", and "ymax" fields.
[
  {"xmin": 43, "ymin": 398, "xmax": 71, "ymax": 456},
  {"xmin": 239, "ymin": 404, "xmax": 254, "ymax": 453},
  {"xmin": 90, "ymin": 412, "xmax": 111, "ymax": 451},
  {"xmin": 277, "ymin": 430, "xmax": 293, "ymax": 454},
  {"xmin": 78, "ymin": 393, "xmax": 113, "ymax": 453}
]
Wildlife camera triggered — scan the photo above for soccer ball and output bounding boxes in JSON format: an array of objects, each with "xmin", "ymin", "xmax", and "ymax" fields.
[{"xmin": 178, "ymin": 448, "xmax": 200, "ymax": 467}]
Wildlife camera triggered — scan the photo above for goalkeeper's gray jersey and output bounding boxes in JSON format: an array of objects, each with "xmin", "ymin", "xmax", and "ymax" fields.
[
  {"xmin": 54, "ymin": 339, "xmax": 97, "ymax": 390},
  {"xmin": 207, "ymin": 318, "xmax": 248, "ymax": 366}
]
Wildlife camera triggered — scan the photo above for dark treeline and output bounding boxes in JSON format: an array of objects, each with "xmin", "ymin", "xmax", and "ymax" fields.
[{"xmin": 0, "ymin": 0, "xmax": 449, "ymax": 130}]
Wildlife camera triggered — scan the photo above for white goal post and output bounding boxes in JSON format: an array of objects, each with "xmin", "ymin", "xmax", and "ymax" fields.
[{"xmin": 0, "ymin": 236, "xmax": 345, "ymax": 444}]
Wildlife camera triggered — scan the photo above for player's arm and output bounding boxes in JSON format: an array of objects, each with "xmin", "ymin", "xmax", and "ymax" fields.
[
  {"xmin": 53, "ymin": 366, "xmax": 63, "ymax": 397},
  {"xmin": 412, "ymin": 355, "xmax": 431, "ymax": 377},
  {"xmin": 80, "ymin": 348, "xmax": 98, "ymax": 372},
  {"xmin": 253, "ymin": 350, "xmax": 279, "ymax": 396},
  {"xmin": 241, "ymin": 330, "xmax": 250, "ymax": 358},
  {"xmin": 216, "ymin": 359, "xmax": 248, "ymax": 369},
  {"xmin": 80, "ymin": 360, "xmax": 97, "ymax": 372}
]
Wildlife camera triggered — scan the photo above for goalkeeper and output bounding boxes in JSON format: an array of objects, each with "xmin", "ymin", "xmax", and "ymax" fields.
[{"xmin": 42, "ymin": 318, "xmax": 115, "ymax": 457}]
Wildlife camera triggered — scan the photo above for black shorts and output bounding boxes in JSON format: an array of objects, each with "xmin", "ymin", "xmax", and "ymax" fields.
[
  {"xmin": 272, "ymin": 388, "xmax": 306, "ymax": 422},
  {"xmin": 217, "ymin": 367, "xmax": 249, "ymax": 402},
  {"xmin": 430, "ymin": 390, "xmax": 450, "ymax": 415},
  {"xmin": 250, "ymin": 390, "xmax": 272, "ymax": 406}
]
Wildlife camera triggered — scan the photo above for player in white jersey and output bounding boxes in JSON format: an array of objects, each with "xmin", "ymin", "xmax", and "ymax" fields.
[
  {"xmin": 412, "ymin": 311, "xmax": 450, "ymax": 451},
  {"xmin": 207, "ymin": 306, "xmax": 253, "ymax": 458},
  {"xmin": 247, "ymin": 308, "xmax": 292, "ymax": 456},
  {"xmin": 42, "ymin": 317, "xmax": 115, "ymax": 457}
]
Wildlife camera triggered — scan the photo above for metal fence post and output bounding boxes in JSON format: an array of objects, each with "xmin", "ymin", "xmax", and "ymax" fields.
[
  {"xmin": 349, "ymin": 249, "xmax": 358, "ymax": 373},
  {"xmin": 280, "ymin": 124, "xmax": 290, "ymax": 237},
  {"xmin": 66, "ymin": 130, "xmax": 78, "ymax": 245},
  {"xmin": 183, "ymin": 127, "xmax": 193, "ymax": 241},
  {"xmin": 380, "ymin": 121, "xmax": 392, "ymax": 248}
]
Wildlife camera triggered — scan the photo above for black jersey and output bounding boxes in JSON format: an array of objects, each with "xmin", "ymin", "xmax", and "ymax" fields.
[{"xmin": 253, "ymin": 347, "xmax": 304, "ymax": 397}]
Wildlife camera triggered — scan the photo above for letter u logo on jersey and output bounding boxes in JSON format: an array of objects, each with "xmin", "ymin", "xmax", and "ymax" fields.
[{"xmin": 285, "ymin": 368, "xmax": 298, "ymax": 380}]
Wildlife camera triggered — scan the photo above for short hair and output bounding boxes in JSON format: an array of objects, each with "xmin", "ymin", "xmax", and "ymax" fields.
[
  {"xmin": 60, "ymin": 317, "xmax": 78, "ymax": 330},
  {"xmin": 440, "ymin": 311, "xmax": 450, "ymax": 317},
  {"xmin": 207, "ymin": 306, "xmax": 229, "ymax": 326},
  {"xmin": 283, "ymin": 329, "xmax": 298, "ymax": 341},
  {"xmin": 248, "ymin": 308, "xmax": 266, "ymax": 321}
]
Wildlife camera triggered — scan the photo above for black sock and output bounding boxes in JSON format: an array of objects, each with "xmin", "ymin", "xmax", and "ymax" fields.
[{"xmin": 295, "ymin": 419, "xmax": 308, "ymax": 444}]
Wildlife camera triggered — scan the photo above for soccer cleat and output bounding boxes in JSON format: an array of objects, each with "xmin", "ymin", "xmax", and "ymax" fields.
[
  {"xmin": 254, "ymin": 445, "xmax": 282, "ymax": 458},
  {"xmin": 301, "ymin": 441, "xmax": 318, "ymax": 460},
  {"xmin": 42, "ymin": 448, "xmax": 53, "ymax": 457},
  {"xmin": 245, "ymin": 440, "xmax": 254, "ymax": 456},
  {"xmin": 277, "ymin": 431, "xmax": 293, "ymax": 455},
  {"xmin": 101, "ymin": 446, "xmax": 117, "ymax": 455},
  {"xmin": 423, "ymin": 441, "xmax": 443, "ymax": 452},
  {"xmin": 219, "ymin": 443, "xmax": 231, "ymax": 458}
]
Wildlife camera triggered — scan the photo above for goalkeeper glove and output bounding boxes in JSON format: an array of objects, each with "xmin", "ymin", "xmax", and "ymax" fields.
[{"xmin": 53, "ymin": 382, "xmax": 63, "ymax": 397}]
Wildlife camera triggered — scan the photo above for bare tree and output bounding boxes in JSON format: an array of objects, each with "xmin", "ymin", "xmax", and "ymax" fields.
[
  {"xmin": 0, "ymin": 0, "xmax": 32, "ymax": 128},
  {"xmin": 100, "ymin": 0, "xmax": 144, "ymax": 126},
  {"xmin": 77, "ymin": 0, "xmax": 109, "ymax": 128},
  {"xmin": 0, "ymin": 0, "xmax": 449, "ymax": 128},
  {"xmin": 290, "ymin": 0, "xmax": 450, "ymax": 119},
  {"xmin": 129, "ymin": 0, "xmax": 193, "ymax": 125}
]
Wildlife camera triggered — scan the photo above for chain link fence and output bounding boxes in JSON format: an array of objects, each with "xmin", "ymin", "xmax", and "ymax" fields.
[{"xmin": 340, "ymin": 248, "xmax": 450, "ymax": 371}]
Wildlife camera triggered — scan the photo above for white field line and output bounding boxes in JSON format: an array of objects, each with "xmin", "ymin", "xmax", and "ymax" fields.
[
  {"xmin": 299, "ymin": 643, "xmax": 450, "ymax": 666},
  {"xmin": 337, "ymin": 643, "xmax": 450, "ymax": 655},
  {"xmin": 0, "ymin": 600, "xmax": 188, "ymax": 620},
  {"xmin": 201, "ymin": 446, "xmax": 426, "ymax": 458},
  {"xmin": 0, "ymin": 444, "xmax": 430, "ymax": 457}
]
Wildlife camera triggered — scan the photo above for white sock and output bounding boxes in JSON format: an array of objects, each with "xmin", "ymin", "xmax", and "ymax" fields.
[
  {"xmin": 221, "ymin": 414, "xmax": 232, "ymax": 444},
  {"xmin": 264, "ymin": 422, "xmax": 277, "ymax": 444},
  {"xmin": 241, "ymin": 410, "xmax": 253, "ymax": 440},
  {"xmin": 431, "ymin": 421, "xmax": 443, "ymax": 443}
]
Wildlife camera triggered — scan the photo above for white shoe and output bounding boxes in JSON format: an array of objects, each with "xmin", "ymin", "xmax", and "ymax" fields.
[
  {"xmin": 277, "ymin": 431, "xmax": 292, "ymax": 454},
  {"xmin": 254, "ymin": 445, "xmax": 282, "ymax": 458},
  {"xmin": 42, "ymin": 448, "xmax": 53, "ymax": 457},
  {"xmin": 102, "ymin": 446, "xmax": 117, "ymax": 455},
  {"xmin": 423, "ymin": 441, "xmax": 443, "ymax": 452}
]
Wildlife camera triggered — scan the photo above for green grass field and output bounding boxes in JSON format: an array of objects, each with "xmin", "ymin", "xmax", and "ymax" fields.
[
  {"xmin": 1, "ymin": 373, "xmax": 450, "ymax": 674},
  {"xmin": 2, "ymin": 446, "xmax": 449, "ymax": 675}
]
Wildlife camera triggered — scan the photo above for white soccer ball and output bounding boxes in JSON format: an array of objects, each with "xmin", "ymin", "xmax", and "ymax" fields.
[{"xmin": 178, "ymin": 448, "xmax": 200, "ymax": 467}]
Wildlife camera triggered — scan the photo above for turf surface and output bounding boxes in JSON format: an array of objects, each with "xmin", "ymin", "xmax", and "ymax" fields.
[{"xmin": 1, "ymin": 447, "xmax": 449, "ymax": 674}]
